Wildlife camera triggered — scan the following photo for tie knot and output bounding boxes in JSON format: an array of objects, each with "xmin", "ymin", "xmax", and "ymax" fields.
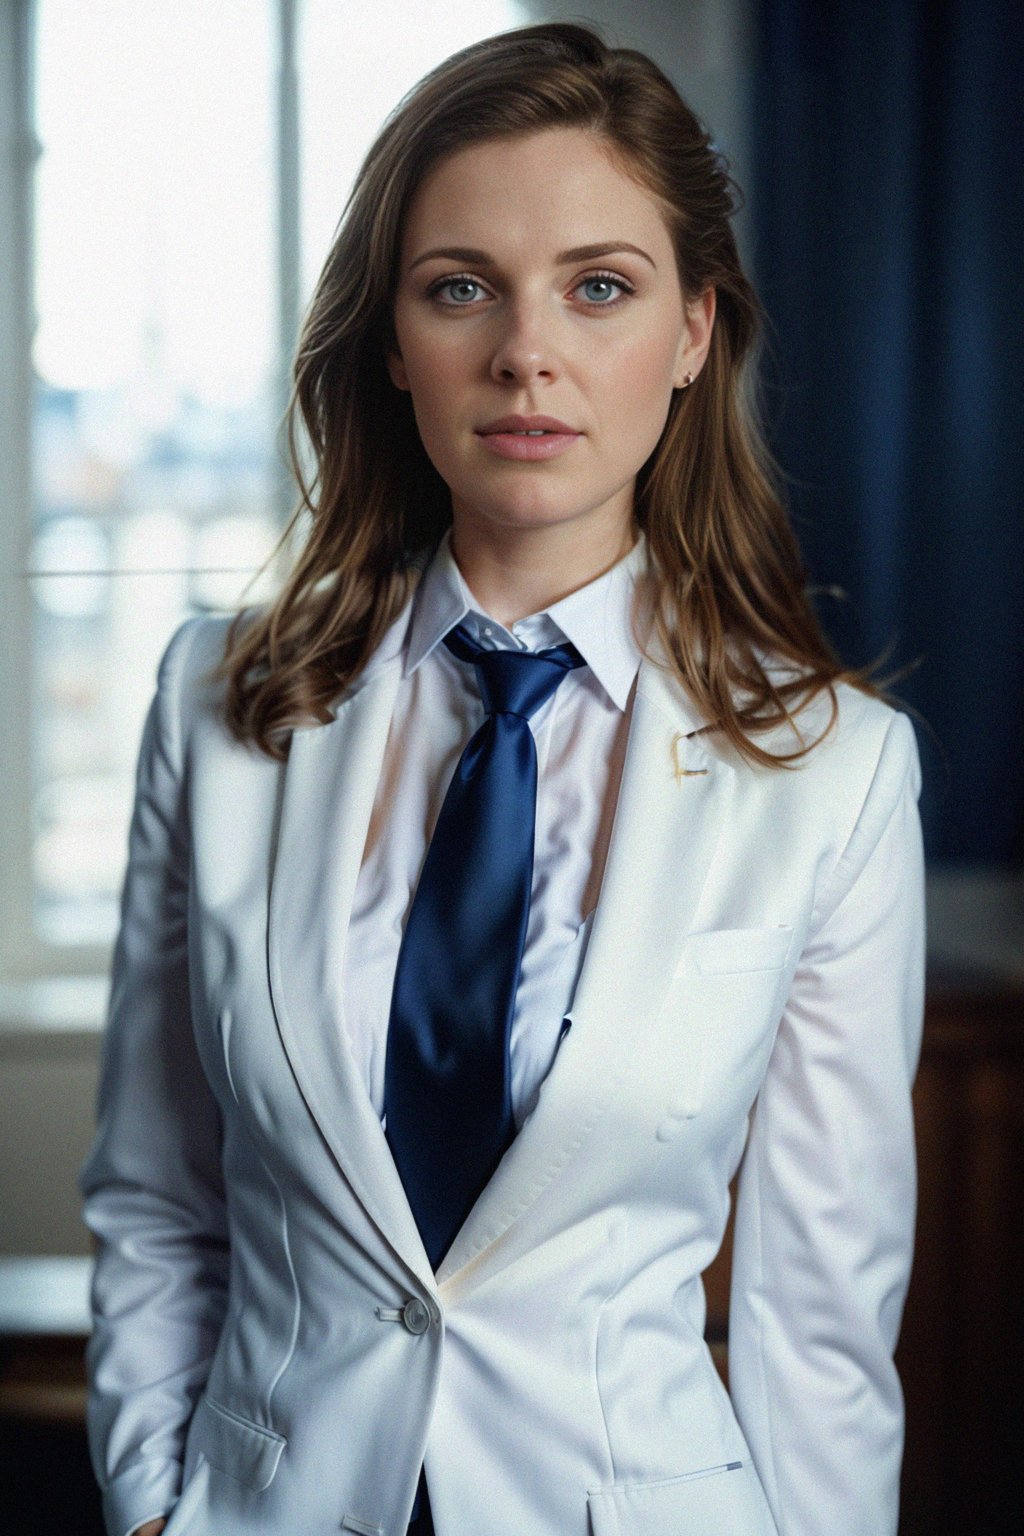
[{"xmin": 442, "ymin": 621, "xmax": 586, "ymax": 721}]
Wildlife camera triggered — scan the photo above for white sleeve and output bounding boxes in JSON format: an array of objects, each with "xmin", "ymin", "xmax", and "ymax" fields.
[
  {"xmin": 728, "ymin": 708, "xmax": 926, "ymax": 1536},
  {"xmin": 78, "ymin": 616, "xmax": 231, "ymax": 1536}
]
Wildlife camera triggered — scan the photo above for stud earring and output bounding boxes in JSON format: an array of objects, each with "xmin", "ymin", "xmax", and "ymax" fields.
[{"xmin": 681, "ymin": 372, "xmax": 694, "ymax": 388}]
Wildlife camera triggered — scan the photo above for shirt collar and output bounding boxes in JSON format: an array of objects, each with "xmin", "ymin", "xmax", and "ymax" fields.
[{"xmin": 403, "ymin": 524, "xmax": 652, "ymax": 712}]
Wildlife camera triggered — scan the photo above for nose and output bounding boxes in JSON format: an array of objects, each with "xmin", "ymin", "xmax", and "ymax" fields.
[{"xmin": 488, "ymin": 296, "xmax": 560, "ymax": 386}]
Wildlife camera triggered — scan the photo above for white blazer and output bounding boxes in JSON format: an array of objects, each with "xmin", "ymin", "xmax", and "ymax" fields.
[{"xmin": 79, "ymin": 595, "xmax": 926, "ymax": 1536}]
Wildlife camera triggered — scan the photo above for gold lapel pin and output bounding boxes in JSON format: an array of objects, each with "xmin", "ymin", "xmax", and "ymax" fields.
[{"xmin": 671, "ymin": 731, "xmax": 709, "ymax": 781}]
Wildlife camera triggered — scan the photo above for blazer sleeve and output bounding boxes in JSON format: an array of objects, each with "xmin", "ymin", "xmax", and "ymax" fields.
[
  {"xmin": 727, "ymin": 706, "xmax": 926, "ymax": 1536},
  {"xmin": 77, "ymin": 616, "xmax": 230, "ymax": 1536}
]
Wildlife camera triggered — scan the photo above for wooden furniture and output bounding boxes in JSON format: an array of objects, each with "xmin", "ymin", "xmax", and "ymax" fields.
[
  {"xmin": 895, "ymin": 968, "xmax": 1024, "ymax": 1536},
  {"xmin": 703, "ymin": 964, "xmax": 1024, "ymax": 1535},
  {"xmin": 0, "ymin": 1256, "xmax": 101, "ymax": 1530}
]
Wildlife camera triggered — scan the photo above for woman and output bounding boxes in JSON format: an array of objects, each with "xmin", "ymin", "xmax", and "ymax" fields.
[{"xmin": 79, "ymin": 21, "xmax": 926, "ymax": 1536}]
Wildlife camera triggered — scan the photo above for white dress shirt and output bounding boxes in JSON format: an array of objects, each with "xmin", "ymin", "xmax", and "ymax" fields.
[{"xmin": 341, "ymin": 524, "xmax": 654, "ymax": 1133}]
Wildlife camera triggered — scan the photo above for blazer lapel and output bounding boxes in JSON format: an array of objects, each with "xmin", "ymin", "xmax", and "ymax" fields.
[
  {"xmin": 267, "ymin": 594, "xmax": 738, "ymax": 1292},
  {"xmin": 266, "ymin": 609, "xmax": 434, "ymax": 1283},
  {"xmin": 435, "ymin": 645, "xmax": 736, "ymax": 1285}
]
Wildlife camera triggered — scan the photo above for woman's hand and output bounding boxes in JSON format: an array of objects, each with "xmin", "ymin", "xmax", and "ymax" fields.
[{"xmin": 131, "ymin": 1521, "xmax": 167, "ymax": 1535}]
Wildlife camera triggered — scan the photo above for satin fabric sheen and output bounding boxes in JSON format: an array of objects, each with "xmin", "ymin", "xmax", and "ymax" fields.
[
  {"xmin": 383, "ymin": 622, "xmax": 587, "ymax": 1271},
  {"xmin": 341, "ymin": 527, "xmax": 653, "ymax": 1136}
]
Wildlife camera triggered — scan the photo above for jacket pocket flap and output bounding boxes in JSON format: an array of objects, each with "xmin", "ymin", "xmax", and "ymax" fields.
[
  {"xmin": 587, "ymin": 1459, "xmax": 776, "ymax": 1535},
  {"xmin": 191, "ymin": 1393, "xmax": 287, "ymax": 1491},
  {"xmin": 681, "ymin": 925, "xmax": 794, "ymax": 976}
]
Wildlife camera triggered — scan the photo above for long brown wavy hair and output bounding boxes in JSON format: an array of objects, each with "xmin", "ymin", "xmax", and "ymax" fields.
[{"xmin": 209, "ymin": 19, "xmax": 916, "ymax": 767}]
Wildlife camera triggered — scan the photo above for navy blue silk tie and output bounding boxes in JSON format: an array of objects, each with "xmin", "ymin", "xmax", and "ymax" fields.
[{"xmin": 383, "ymin": 620, "xmax": 587, "ymax": 1273}]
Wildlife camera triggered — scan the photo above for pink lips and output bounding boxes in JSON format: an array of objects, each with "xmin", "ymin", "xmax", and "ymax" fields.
[
  {"xmin": 478, "ymin": 414, "xmax": 577, "ymax": 435},
  {"xmin": 476, "ymin": 413, "xmax": 582, "ymax": 461}
]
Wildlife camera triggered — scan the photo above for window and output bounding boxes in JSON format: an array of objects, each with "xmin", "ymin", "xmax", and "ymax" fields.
[
  {"xmin": 1, "ymin": 0, "xmax": 525, "ymax": 993},
  {"xmin": 28, "ymin": 0, "xmax": 279, "ymax": 952}
]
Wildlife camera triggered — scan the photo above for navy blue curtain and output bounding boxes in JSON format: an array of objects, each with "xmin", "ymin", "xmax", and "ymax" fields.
[{"xmin": 749, "ymin": 0, "xmax": 1023, "ymax": 863}]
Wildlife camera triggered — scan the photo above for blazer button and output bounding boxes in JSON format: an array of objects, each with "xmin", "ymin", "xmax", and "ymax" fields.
[{"xmin": 401, "ymin": 1298, "xmax": 431, "ymax": 1334}]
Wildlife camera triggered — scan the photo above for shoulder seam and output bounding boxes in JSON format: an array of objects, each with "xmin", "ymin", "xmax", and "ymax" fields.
[{"xmin": 808, "ymin": 708, "xmax": 918, "ymax": 935}]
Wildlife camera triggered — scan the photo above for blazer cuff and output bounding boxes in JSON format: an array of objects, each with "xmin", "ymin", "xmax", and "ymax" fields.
[{"xmin": 102, "ymin": 1457, "xmax": 179, "ymax": 1536}]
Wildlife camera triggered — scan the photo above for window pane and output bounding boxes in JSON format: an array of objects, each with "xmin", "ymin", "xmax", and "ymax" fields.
[{"xmin": 31, "ymin": 0, "xmax": 279, "ymax": 945}]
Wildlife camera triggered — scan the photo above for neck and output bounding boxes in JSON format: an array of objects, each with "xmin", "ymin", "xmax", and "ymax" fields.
[{"xmin": 448, "ymin": 511, "xmax": 638, "ymax": 628}]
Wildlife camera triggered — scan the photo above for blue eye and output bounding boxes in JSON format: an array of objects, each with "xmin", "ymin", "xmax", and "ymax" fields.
[
  {"xmin": 426, "ymin": 270, "xmax": 636, "ymax": 309},
  {"xmin": 579, "ymin": 275, "xmax": 626, "ymax": 304},
  {"xmin": 435, "ymin": 278, "xmax": 482, "ymax": 305}
]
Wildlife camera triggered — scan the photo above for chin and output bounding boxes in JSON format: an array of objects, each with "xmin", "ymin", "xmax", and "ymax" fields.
[
  {"xmin": 457, "ymin": 478, "xmax": 596, "ymax": 522},
  {"xmin": 461, "ymin": 499, "xmax": 590, "ymax": 532}
]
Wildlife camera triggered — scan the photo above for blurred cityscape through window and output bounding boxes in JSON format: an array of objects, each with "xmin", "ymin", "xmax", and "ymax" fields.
[{"xmin": 29, "ymin": 0, "xmax": 280, "ymax": 944}]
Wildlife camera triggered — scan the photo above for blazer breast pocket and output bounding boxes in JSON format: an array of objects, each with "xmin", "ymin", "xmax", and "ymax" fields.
[
  {"xmin": 679, "ymin": 923, "xmax": 794, "ymax": 977},
  {"xmin": 587, "ymin": 1458, "xmax": 778, "ymax": 1536},
  {"xmin": 653, "ymin": 926, "xmax": 796, "ymax": 1136}
]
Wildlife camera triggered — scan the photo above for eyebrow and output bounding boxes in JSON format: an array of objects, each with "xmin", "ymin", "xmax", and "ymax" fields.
[{"xmin": 407, "ymin": 241, "xmax": 657, "ymax": 273}]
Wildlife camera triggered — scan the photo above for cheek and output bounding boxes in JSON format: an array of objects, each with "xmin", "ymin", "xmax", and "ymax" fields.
[
  {"xmin": 395, "ymin": 345, "xmax": 467, "ymax": 474},
  {"xmin": 604, "ymin": 324, "xmax": 682, "ymax": 400},
  {"xmin": 589, "ymin": 331, "xmax": 679, "ymax": 456},
  {"xmin": 401, "ymin": 341, "xmax": 468, "ymax": 428},
  {"xmin": 406, "ymin": 377, "xmax": 460, "ymax": 461}
]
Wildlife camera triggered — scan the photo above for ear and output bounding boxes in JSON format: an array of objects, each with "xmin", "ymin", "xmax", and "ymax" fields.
[
  {"xmin": 672, "ymin": 285, "xmax": 716, "ymax": 389},
  {"xmin": 386, "ymin": 346, "xmax": 410, "ymax": 392}
]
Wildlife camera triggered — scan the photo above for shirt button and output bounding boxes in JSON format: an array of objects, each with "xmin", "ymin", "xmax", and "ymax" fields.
[
  {"xmin": 401, "ymin": 1298, "xmax": 431, "ymax": 1334},
  {"xmin": 483, "ymin": 626, "xmax": 493, "ymax": 637}
]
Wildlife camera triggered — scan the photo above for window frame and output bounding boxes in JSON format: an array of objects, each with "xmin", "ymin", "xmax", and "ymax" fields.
[
  {"xmin": 0, "ymin": 0, "xmax": 301, "ymax": 993},
  {"xmin": 1, "ymin": 0, "xmax": 43, "ymax": 986}
]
